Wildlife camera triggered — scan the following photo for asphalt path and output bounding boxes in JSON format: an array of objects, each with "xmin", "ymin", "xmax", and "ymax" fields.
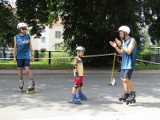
[{"xmin": 0, "ymin": 70, "xmax": 160, "ymax": 120}]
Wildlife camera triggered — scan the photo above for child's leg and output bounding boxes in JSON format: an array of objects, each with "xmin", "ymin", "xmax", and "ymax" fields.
[
  {"xmin": 77, "ymin": 76, "xmax": 83, "ymax": 92},
  {"xmin": 128, "ymin": 80, "xmax": 134, "ymax": 91},
  {"xmin": 25, "ymin": 67, "xmax": 34, "ymax": 81},
  {"xmin": 121, "ymin": 78, "xmax": 129, "ymax": 92},
  {"xmin": 18, "ymin": 68, "xmax": 23, "ymax": 81},
  {"xmin": 69, "ymin": 84, "xmax": 81, "ymax": 104},
  {"xmin": 77, "ymin": 83, "xmax": 87, "ymax": 100},
  {"xmin": 77, "ymin": 84, "xmax": 82, "ymax": 92},
  {"xmin": 24, "ymin": 59, "xmax": 34, "ymax": 81},
  {"xmin": 69, "ymin": 77, "xmax": 81, "ymax": 104},
  {"xmin": 18, "ymin": 68, "xmax": 24, "ymax": 90},
  {"xmin": 72, "ymin": 85, "xmax": 77, "ymax": 94},
  {"xmin": 119, "ymin": 78, "xmax": 130, "ymax": 101},
  {"xmin": 17, "ymin": 59, "xmax": 24, "ymax": 81},
  {"xmin": 17, "ymin": 59, "xmax": 24, "ymax": 90},
  {"xmin": 24, "ymin": 59, "xmax": 35, "ymax": 93}
]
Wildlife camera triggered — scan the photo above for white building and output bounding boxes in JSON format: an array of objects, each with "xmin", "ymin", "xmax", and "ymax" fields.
[{"xmin": 31, "ymin": 18, "xmax": 64, "ymax": 51}]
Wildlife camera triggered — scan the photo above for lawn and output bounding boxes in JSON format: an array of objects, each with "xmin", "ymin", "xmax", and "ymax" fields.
[
  {"xmin": 0, "ymin": 60, "xmax": 159, "ymax": 70},
  {"xmin": 0, "ymin": 51, "xmax": 159, "ymax": 70}
]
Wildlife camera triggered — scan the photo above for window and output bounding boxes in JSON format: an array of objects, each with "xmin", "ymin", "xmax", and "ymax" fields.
[
  {"xmin": 55, "ymin": 44, "xmax": 59, "ymax": 50},
  {"xmin": 53, "ymin": 44, "xmax": 60, "ymax": 51},
  {"xmin": 41, "ymin": 37, "xmax": 46, "ymax": 43},
  {"xmin": 55, "ymin": 31, "xmax": 61, "ymax": 39}
]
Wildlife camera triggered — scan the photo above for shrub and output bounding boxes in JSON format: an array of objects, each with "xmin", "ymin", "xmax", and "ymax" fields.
[{"xmin": 34, "ymin": 50, "xmax": 39, "ymax": 61}]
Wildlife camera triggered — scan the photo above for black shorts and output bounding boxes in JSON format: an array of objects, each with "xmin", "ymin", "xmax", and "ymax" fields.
[
  {"xmin": 17, "ymin": 59, "xmax": 30, "ymax": 69},
  {"xmin": 120, "ymin": 69, "xmax": 133, "ymax": 80}
]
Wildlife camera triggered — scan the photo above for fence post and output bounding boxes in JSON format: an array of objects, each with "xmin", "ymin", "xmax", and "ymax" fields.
[
  {"xmin": 109, "ymin": 53, "xmax": 116, "ymax": 85},
  {"xmin": 48, "ymin": 51, "xmax": 51, "ymax": 65}
]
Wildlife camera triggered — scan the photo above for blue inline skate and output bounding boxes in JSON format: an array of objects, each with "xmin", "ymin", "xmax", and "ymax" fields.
[
  {"xmin": 69, "ymin": 94, "xmax": 81, "ymax": 104},
  {"xmin": 77, "ymin": 91, "xmax": 87, "ymax": 100}
]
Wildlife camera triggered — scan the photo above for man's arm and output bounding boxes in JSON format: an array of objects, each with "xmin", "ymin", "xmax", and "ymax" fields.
[
  {"xmin": 122, "ymin": 38, "xmax": 136, "ymax": 55},
  {"xmin": 29, "ymin": 35, "xmax": 33, "ymax": 57},
  {"xmin": 109, "ymin": 41, "xmax": 123, "ymax": 55},
  {"xmin": 115, "ymin": 46, "xmax": 123, "ymax": 55},
  {"xmin": 29, "ymin": 35, "xmax": 34, "ymax": 62},
  {"xmin": 13, "ymin": 36, "xmax": 16, "ymax": 62}
]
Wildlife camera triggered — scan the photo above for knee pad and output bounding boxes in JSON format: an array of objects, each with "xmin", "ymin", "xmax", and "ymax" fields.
[
  {"xmin": 74, "ymin": 84, "xmax": 80, "ymax": 89},
  {"xmin": 80, "ymin": 83, "xmax": 83, "ymax": 87}
]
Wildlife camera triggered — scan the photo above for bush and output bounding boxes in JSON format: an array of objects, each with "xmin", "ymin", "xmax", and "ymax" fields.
[
  {"xmin": 40, "ymin": 48, "xmax": 47, "ymax": 58},
  {"xmin": 139, "ymin": 49, "xmax": 151, "ymax": 65},
  {"xmin": 40, "ymin": 48, "xmax": 47, "ymax": 52},
  {"xmin": 34, "ymin": 50, "xmax": 39, "ymax": 61}
]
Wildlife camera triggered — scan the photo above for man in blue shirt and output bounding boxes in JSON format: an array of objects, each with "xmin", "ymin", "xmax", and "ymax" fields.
[
  {"xmin": 13, "ymin": 22, "xmax": 35, "ymax": 93},
  {"xmin": 109, "ymin": 26, "xmax": 137, "ymax": 104}
]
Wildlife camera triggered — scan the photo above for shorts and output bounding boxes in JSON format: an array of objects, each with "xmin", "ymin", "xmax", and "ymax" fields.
[
  {"xmin": 17, "ymin": 59, "xmax": 30, "ymax": 69},
  {"xmin": 74, "ymin": 76, "xmax": 83, "ymax": 85},
  {"xmin": 120, "ymin": 69, "xmax": 133, "ymax": 80}
]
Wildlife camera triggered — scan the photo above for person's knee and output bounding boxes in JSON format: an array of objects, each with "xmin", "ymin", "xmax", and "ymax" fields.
[
  {"xmin": 74, "ymin": 84, "xmax": 80, "ymax": 89},
  {"xmin": 25, "ymin": 68, "xmax": 31, "ymax": 74},
  {"xmin": 122, "ymin": 78, "xmax": 129, "ymax": 83},
  {"xmin": 19, "ymin": 69, "xmax": 23, "ymax": 74},
  {"xmin": 80, "ymin": 83, "xmax": 83, "ymax": 87}
]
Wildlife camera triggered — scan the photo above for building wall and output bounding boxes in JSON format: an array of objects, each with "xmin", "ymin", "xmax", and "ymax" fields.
[
  {"xmin": 48, "ymin": 25, "xmax": 64, "ymax": 51},
  {"xmin": 31, "ymin": 24, "xmax": 64, "ymax": 51}
]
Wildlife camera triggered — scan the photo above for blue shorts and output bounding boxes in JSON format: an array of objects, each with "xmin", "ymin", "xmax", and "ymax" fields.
[
  {"xmin": 120, "ymin": 69, "xmax": 133, "ymax": 80},
  {"xmin": 17, "ymin": 59, "xmax": 30, "ymax": 69}
]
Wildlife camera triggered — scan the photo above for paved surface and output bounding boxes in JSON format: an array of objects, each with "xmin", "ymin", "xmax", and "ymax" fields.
[{"xmin": 0, "ymin": 70, "xmax": 160, "ymax": 120}]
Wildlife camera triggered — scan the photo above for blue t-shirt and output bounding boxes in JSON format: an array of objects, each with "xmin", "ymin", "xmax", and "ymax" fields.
[
  {"xmin": 121, "ymin": 37, "xmax": 137, "ymax": 69},
  {"xmin": 16, "ymin": 34, "xmax": 30, "ymax": 59}
]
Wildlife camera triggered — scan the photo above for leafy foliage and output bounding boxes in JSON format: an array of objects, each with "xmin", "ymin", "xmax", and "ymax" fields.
[
  {"xmin": 16, "ymin": 0, "xmax": 58, "ymax": 37},
  {"xmin": 15, "ymin": 0, "xmax": 160, "ymax": 65},
  {"xmin": 0, "ymin": 3, "xmax": 18, "ymax": 47}
]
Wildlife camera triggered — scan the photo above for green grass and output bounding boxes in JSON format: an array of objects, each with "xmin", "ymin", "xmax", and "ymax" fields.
[
  {"xmin": 136, "ymin": 62, "xmax": 160, "ymax": 70},
  {"xmin": 0, "ymin": 60, "xmax": 72, "ymax": 70},
  {"xmin": 0, "ymin": 52, "xmax": 72, "ymax": 70},
  {"xmin": 0, "ymin": 51, "xmax": 159, "ymax": 70},
  {"xmin": 0, "ymin": 60, "xmax": 159, "ymax": 70}
]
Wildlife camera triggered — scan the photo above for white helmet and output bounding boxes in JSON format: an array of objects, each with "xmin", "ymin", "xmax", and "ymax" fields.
[
  {"xmin": 76, "ymin": 46, "xmax": 85, "ymax": 51},
  {"xmin": 118, "ymin": 25, "xmax": 130, "ymax": 34},
  {"xmin": 17, "ymin": 22, "xmax": 28, "ymax": 29}
]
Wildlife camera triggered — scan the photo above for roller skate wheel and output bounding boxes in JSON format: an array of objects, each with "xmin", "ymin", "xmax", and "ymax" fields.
[
  {"xmin": 69, "ymin": 100, "xmax": 81, "ymax": 105},
  {"xmin": 126, "ymin": 101, "xmax": 129, "ymax": 105},
  {"xmin": 133, "ymin": 99, "xmax": 136, "ymax": 103},
  {"xmin": 19, "ymin": 89, "xmax": 25, "ymax": 93},
  {"xmin": 119, "ymin": 98, "xmax": 123, "ymax": 101},
  {"xmin": 26, "ymin": 89, "xmax": 36, "ymax": 94},
  {"xmin": 81, "ymin": 98, "xmax": 87, "ymax": 101}
]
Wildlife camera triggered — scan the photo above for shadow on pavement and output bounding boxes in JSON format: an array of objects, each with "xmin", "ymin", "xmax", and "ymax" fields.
[{"xmin": 0, "ymin": 72, "xmax": 160, "ymax": 115}]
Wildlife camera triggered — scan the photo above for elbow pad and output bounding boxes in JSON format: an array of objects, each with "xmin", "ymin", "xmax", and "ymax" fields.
[{"xmin": 73, "ymin": 64, "xmax": 77, "ymax": 69}]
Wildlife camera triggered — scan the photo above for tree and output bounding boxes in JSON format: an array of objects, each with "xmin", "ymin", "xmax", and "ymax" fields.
[
  {"xmin": 16, "ymin": 0, "xmax": 58, "ymax": 37},
  {"xmin": 142, "ymin": 0, "xmax": 160, "ymax": 45},
  {"xmin": 58, "ymin": 0, "xmax": 141, "ymax": 65},
  {"xmin": 0, "ymin": 3, "xmax": 18, "ymax": 47},
  {"xmin": 16, "ymin": 0, "xmax": 145, "ymax": 66}
]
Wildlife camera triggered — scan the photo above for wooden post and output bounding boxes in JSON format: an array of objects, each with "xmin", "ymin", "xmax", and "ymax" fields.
[
  {"xmin": 109, "ymin": 53, "xmax": 116, "ymax": 85},
  {"xmin": 48, "ymin": 51, "xmax": 51, "ymax": 65}
]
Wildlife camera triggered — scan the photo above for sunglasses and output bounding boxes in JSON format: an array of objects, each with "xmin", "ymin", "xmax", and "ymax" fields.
[{"xmin": 21, "ymin": 28, "xmax": 27, "ymax": 30}]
